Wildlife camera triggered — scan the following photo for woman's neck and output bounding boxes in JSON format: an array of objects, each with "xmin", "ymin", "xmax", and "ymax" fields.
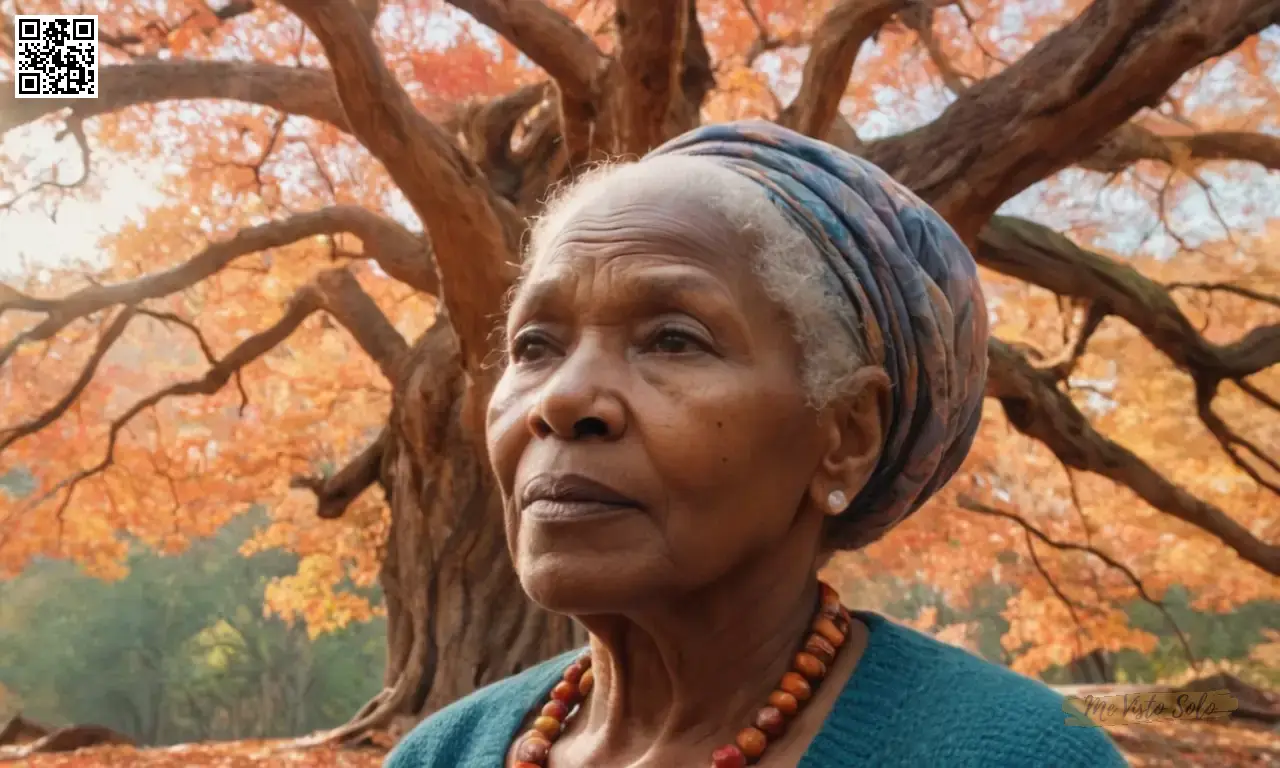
[{"xmin": 569, "ymin": 520, "xmax": 825, "ymax": 763}]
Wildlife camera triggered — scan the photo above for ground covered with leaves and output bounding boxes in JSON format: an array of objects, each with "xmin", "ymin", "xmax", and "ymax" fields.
[
  {"xmin": 1112, "ymin": 719, "xmax": 1280, "ymax": 766},
  {"xmin": 3, "ymin": 722, "xmax": 1279, "ymax": 767},
  {"xmin": 0, "ymin": 740, "xmax": 386, "ymax": 767}
]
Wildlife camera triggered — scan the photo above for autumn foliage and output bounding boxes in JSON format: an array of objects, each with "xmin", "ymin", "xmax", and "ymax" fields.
[{"xmin": 1, "ymin": 0, "xmax": 1279, "ymax": 753}]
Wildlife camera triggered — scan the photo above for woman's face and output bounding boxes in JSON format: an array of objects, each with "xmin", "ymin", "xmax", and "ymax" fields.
[{"xmin": 485, "ymin": 177, "xmax": 833, "ymax": 614}]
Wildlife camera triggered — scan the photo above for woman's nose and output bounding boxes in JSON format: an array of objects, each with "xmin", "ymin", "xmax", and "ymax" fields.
[{"xmin": 526, "ymin": 345, "xmax": 626, "ymax": 441}]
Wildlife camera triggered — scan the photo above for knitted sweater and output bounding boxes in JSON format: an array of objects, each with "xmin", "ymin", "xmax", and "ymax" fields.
[{"xmin": 385, "ymin": 611, "xmax": 1126, "ymax": 767}]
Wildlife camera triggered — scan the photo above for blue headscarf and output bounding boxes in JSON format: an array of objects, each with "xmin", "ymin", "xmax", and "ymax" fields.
[{"xmin": 648, "ymin": 121, "xmax": 989, "ymax": 549}]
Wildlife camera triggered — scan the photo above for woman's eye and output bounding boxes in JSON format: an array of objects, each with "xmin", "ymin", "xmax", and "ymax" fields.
[
  {"xmin": 649, "ymin": 328, "xmax": 706, "ymax": 355},
  {"xmin": 510, "ymin": 331, "xmax": 557, "ymax": 364}
]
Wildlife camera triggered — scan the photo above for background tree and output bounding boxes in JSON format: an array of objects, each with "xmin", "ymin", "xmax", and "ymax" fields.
[
  {"xmin": 1, "ymin": 0, "xmax": 1278, "ymax": 744},
  {"xmin": 0, "ymin": 508, "xmax": 386, "ymax": 745}
]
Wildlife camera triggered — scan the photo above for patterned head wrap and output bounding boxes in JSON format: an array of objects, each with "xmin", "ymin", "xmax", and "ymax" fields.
[{"xmin": 647, "ymin": 120, "xmax": 989, "ymax": 550}]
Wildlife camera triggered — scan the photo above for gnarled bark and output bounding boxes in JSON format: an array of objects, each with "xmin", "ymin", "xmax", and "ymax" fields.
[{"xmin": 3, "ymin": 0, "xmax": 1278, "ymax": 746}]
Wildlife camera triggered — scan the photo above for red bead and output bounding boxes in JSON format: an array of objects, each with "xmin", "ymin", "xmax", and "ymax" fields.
[
  {"xmin": 514, "ymin": 763, "xmax": 542, "ymax": 768},
  {"xmin": 711, "ymin": 744, "xmax": 747, "ymax": 768},
  {"xmin": 754, "ymin": 706, "xmax": 786, "ymax": 737},
  {"xmin": 515, "ymin": 733, "xmax": 551, "ymax": 763},
  {"xmin": 541, "ymin": 700, "xmax": 569, "ymax": 720},
  {"xmin": 550, "ymin": 681, "xmax": 578, "ymax": 703},
  {"xmin": 562, "ymin": 662, "xmax": 584, "ymax": 685},
  {"xmin": 577, "ymin": 652, "xmax": 592, "ymax": 669},
  {"xmin": 804, "ymin": 634, "xmax": 836, "ymax": 665}
]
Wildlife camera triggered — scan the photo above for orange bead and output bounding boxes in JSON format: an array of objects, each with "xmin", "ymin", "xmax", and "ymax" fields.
[
  {"xmin": 754, "ymin": 706, "xmax": 786, "ymax": 737},
  {"xmin": 578, "ymin": 667, "xmax": 595, "ymax": 696},
  {"xmin": 533, "ymin": 715, "xmax": 561, "ymax": 738},
  {"xmin": 768, "ymin": 689, "xmax": 798, "ymax": 716},
  {"xmin": 735, "ymin": 726, "xmax": 768, "ymax": 759},
  {"xmin": 779, "ymin": 671, "xmax": 812, "ymax": 702},
  {"xmin": 804, "ymin": 634, "xmax": 836, "ymax": 665},
  {"xmin": 812, "ymin": 616, "xmax": 846, "ymax": 647},
  {"xmin": 514, "ymin": 733, "xmax": 551, "ymax": 763},
  {"xmin": 562, "ymin": 662, "xmax": 584, "ymax": 685},
  {"xmin": 551, "ymin": 681, "xmax": 579, "ymax": 703},
  {"xmin": 794, "ymin": 652, "xmax": 827, "ymax": 681},
  {"xmin": 541, "ymin": 700, "xmax": 569, "ymax": 721}
]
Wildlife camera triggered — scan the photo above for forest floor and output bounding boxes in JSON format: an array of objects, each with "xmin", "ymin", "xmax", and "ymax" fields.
[{"xmin": 0, "ymin": 720, "xmax": 1277, "ymax": 766}]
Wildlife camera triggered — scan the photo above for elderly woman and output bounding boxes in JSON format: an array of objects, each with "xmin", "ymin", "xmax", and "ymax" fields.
[{"xmin": 387, "ymin": 122, "xmax": 1124, "ymax": 767}]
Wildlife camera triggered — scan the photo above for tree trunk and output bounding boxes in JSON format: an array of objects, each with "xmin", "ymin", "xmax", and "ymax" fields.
[
  {"xmin": 5, "ymin": 0, "xmax": 1271, "ymax": 747},
  {"xmin": 339, "ymin": 317, "xmax": 582, "ymax": 742}
]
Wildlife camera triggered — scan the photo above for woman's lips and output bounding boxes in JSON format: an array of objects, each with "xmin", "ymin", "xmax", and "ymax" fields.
[
  {"xmin": 523, "ymin": 498, "xmax": 638, "ymax": 522},
  {"xmin": 519, "ymin": 472, "xmax": 641, "ymax": 522}
]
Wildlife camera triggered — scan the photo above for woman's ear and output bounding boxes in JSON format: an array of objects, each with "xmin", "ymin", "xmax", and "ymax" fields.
[{"xmin": 808, "ymin": 366, "xmax": 890, "ymax": 516}]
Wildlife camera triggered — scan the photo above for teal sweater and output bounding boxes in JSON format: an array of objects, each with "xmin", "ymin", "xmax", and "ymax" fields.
[{"xmin": 386, "ymin": 612, "xmax": 1126, "ymax": 767}]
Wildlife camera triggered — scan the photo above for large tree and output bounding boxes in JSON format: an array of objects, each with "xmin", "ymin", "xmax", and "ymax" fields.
[{"xmin": 2, "ymin": 0, "xmax": 1278, "ymax": 744}]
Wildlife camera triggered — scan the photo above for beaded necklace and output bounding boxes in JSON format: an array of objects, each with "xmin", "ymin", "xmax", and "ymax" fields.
[{"xmin": 509, "ymin": 582, "xmax": 851, "ymax": 768}]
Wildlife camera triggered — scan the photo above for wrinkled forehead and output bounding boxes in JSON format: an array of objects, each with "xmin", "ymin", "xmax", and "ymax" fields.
[{"xmin": 520, "ymin": 156, "xmax": 762, "ymax": 286}]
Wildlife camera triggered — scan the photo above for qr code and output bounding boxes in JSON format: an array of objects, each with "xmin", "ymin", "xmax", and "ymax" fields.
[{"xmin": 14, "ymin": 15, "xmax": 98, "ymax": 99}]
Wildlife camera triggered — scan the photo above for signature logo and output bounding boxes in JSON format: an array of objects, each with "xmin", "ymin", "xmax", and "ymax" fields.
[{"xmin": 1063, "ymin": 689, "xmax": 1239, "ymax": 727}]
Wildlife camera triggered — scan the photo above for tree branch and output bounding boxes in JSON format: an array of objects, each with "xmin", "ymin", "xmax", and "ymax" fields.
[
  {"xmin": 779, "ymin": 0, "xmax": 908, "ymax": 143},
  {"xmin": 1033, "ymin": 301, "xmax": 1109, "ymax": 381},
  {"xmin": 444, "ymin": 0, "xmax": 604, "ymax": 103},
  {"xmin": 1082, "ymin": 122, "xmax": 1280, "ymax": 174},
  {"xmin": 99, "ymin": 0, "xmax": 260, "ymax": 52},
  {"xmin": 0, "ymin": 207, "xmax": 433, "ymax": 369},
  {"xmin": 1, "ymin": 62, "xmax": 348, "ymax": 138},
  {"xmin": 957, "ymin": 493, "xmax": 1198, "ymax": 668},
  {"xmin": 290, "ymin": 428, "xmax": 388, "ymax": 519},
  {"xmin": 978, "ymin": 217, "xmax": 1280, "ymax": 383},
  {"xmin": 984, "ymin": 338, "xmax": 1280, "ymax": 576},
  {"xmin": 312, "ymin": 269, "xmax": 409, "ymax": 380},
  {"xmin": 863, "ymin": 0, "xmax": 1280, "ymax": 237},
  {"xmin": 901, "ymin": 3, "xmax": 973, "ymax": 95},
  {"xmin": 444, "ymin": 0, "xmax": 607, "ymax": 174},
  {"xmin": 138, "ymin": 308, "xmax": 249, "ymax": 411},
  {"xmin": 23, "ymin": 285, "xmax": 325, "ymax": 523},
  {"xmin": 980, "ymin": 216, "xmax": 1280, "ymax": 524},
  {"xmin": 741, "ymin": 0, "xmax": 808, "ymax": 66},
  {"xmin": 0, "ymin": 307, "xmax": 137, "ymax": 454},
  {"xmin": 1168, "ymin": 282, "xmax": 1280, "ymax": 312},
  {"xmin": 451, "ymin": 83, "xmax": 553, "ymax": 204},
  {"xmin": 1023, "ymin": 526, "xmax": 1089, "ymax": 661},
  {"xmin": 280, "ymin": 0, "xmax": 521, "ymax": 375},
  {"xmin": 616, "ymin": 0, "xmax": 693, "ymax": 154}
]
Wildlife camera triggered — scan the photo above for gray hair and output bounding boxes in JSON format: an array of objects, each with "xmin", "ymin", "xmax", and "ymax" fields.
[{"xmin": 524, "ymin": 155, "xmax": 867, "ymax": 408}]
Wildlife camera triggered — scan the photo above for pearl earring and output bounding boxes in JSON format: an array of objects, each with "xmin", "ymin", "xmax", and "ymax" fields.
[{"xmin": 827, "ymin": 489, "xmax": 848, "ymax": 512}]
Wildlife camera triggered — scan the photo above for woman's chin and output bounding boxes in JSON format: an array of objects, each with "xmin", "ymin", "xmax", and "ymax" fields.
[{"xmin": 516, "ymin": 554, "xmax": 658, "ymax": 616}]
